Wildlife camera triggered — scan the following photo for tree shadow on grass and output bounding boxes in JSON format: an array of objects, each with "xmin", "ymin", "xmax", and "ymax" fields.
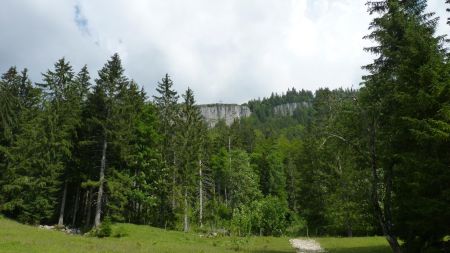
[
  {"xmin": 248, "ymin": 246, "xmax": 295, "ymax": 253},
  {"xmin": 250, "ymin": 251, "xmax": 295, "ymax": 253},
  {"xmin": 325, "ymin": 245, "xmax": 391, "ymax": 253},
  {"xmin": 248, "ymin": 245, "xmax": 296, "ymax": 253}
]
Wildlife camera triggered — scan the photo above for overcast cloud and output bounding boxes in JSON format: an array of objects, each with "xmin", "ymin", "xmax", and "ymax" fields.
[{"xmin": 0, "ymin": 0, "xmax": 448, "ymax": 104}]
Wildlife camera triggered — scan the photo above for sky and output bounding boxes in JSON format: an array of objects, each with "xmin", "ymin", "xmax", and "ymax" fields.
[{"xmin": 0, "ymin": 1, "xmax": 448, "ymax": 104}]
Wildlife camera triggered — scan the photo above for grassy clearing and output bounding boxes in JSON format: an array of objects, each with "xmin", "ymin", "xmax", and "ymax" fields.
[
  {"xmin": 0, "ymin": 217, "xmax": 293, "ymax": 253},
  {"xmin": 0, "ymin": 216, "xmax": 393, "ymax": 253},
  {"xmin": 317, "ymin": 237, "xmax": 391, "ymax": 253}
]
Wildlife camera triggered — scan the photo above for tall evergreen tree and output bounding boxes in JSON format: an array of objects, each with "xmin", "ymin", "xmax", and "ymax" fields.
[
  {"xmin": 362, "ymin": 0, "xmax": 450, "ymax": 251},
  {"xmin": 38, "ymin": 58, "xmax": 89, "ymax": 227},
  {"xmin": 125, "ymin": 102, "xmax": 161, "ymax": 225},
  {"xmin": 175, "ymin": 88, "xmax": 206, "ymax": 232},
  {"xmin": 153, "ymin": 74, "xmax": 179, "ymax": 226},
  {"xmin": 0, "ymin": 68, "xmax": 50, "ymax": 224},
  {"xmin": 65, "ymin": 65, "xmax": 92, "ymax": 227},
  {"xmin": 88, "ymin": 53, "xmax": 130, "ymax": 227}
]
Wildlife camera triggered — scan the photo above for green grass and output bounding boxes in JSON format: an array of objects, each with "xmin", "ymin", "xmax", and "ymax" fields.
[
  {"xmin": 0, "ymin": 217, "xmax": 294, "ymax": 253},
  {"xmin": 317, "ymin": 237, "xmax": 391, "ymax": 253},
  {"xmin": 0, "ymin": 217, "xmax": 393, "ymax": 253}
]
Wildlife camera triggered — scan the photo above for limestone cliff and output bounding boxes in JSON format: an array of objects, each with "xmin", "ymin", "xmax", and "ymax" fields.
[
  {"xmin": 273, "ymin": 102, "xmax": 310, "ymax": 116},
  {"xmin": 198, "ymin": 104, "xmax": 251, "ymax": 127}
]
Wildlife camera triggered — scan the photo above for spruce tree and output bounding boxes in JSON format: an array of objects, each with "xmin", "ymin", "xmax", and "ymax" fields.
[
  {"xmin": 90, "ymin": 53, "xmax": 130, "ymax": 227},
  {"xmin": 152, "ymin": 74, "xmax": 179, "ymax": 225},
  {"xmin": 176, "ymin": 88, "xmax": 205, "ymax": 232},
  {"xmin": 0, "ymin": 67, "xmax": 21, "ymax": 175},
  {"xmin": 64, "ymin": 65, "xmax": 92, "ymax": 227},
  {"xmin": 38, "ymin": 58, "xmax": 89, "ymax": 227},
  {"xmin": 126, "ymin": 102, "xmax": 161, "ymax": 224},
  {"xmin": 0, "ymin": 68, "xmax": 54, "ymax": 224},
  {"xmin": 362, "ymin": 0, "xmax": 450, "ymax": 251}
]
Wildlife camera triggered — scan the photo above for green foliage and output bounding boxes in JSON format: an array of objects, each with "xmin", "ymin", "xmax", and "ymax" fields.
[
  {"xmin": 251, "ymin": 151, "xmax": 286, "ymax": 200},
  {"xmin": 362, "ymin": 0, "xmax": 450, "ymax": 251},
  {"xmin": 92, "ymin": 217, "xmax": 112, "ymax": 238},
  {"xmin": 1, "ymin": 14, "xmax": 449, "ymax": 250},
  {"xmin": 0, "ymin": 68, "xmax": 44, "ymax": 223},
  {"xmin": 247, "ymin": 88, "xmax": 313, "ymax": 125},
  {"xmin": 257, "ymin": 196, "xmax": 288, "ymax": 236},
  {"xmin": 231, "ymin": 206, "xmax": 252, "ymax": 237},
  {"xmin": 284, "ymin": 212, "xmax": 307, "ymax": 236},
  {"xmin": 151, "ymin": 74, "xmax": 178, "ymax": 227},
  {"xmin": 230, "ymin": 196, "xmax": 288, "ymax": 237}
]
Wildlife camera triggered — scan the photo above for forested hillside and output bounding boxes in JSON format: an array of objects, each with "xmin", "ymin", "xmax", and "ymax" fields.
[{"xmin": 0, "ymin": 1, "xmax": 449, "ymax": 253}]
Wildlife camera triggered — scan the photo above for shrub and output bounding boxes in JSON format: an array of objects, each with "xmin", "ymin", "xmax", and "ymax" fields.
[
  {"xmin": 231, "ymin": 207, "xmax": 252, "ymax": 236},
  {"xmin": 285, "ymin": 212, "xmax": 307, "ymax": 236},
  {"xmin": 90, "ymin": 218, "xmax": 112, "ymax": 238},
  {"xmin": 230, "ymin": 196, "xmax": 289, "ymax": 236},
  {"xmin": 258, "ymin": 196, "xmax": 288, "ymax": 236}
]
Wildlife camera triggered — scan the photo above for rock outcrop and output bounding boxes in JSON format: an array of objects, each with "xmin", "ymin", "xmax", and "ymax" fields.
[
  {"xmin": 198, "ymin": 104, "xmax": 251, "ymax": 127},
  {"xmin": 273, "ymin": 102, "xmax": 310, "ymax": 116}
]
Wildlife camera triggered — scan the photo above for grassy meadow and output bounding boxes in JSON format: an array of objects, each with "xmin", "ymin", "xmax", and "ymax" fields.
[
  {"xmin": 317, "ymin": 237, "xmax": 390, "ymax": 253},
  {"xmin": 0, "ymin": 216, "xmax": 391, "ymax": 253},
  {"xmin": 0, "ymin": 217, "xmax": 293, "ymax": 253}
]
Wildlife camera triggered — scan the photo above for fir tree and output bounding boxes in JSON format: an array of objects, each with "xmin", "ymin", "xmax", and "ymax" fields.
[
  {"xmin": 362, "ymin": 0, "xmax": 450, "ymax": 251},
  {"xmin": 90, "ymin": 53, "xmax": 130, "ymax": 227},
  {"xmin": 152, "ymin": 74, "xmax": 179, "ymax": 226},
  {"xmin": 176, "ymin": 88, "xmax": 206, "ymax": 232}
]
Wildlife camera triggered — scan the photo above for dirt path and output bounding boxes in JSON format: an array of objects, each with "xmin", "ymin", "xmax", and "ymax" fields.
[{"xmin": 289, "ymin": 238, "xmax": 325, "ymax": 253}]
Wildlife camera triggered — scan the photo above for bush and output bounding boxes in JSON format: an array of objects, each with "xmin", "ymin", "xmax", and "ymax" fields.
[
  {"xmin": 230, "ymin": 196, "xmax": 289, "ymax": 237},
  {"xmin": 258, "ymin": 196, "xmax": 288, "ymax": 236},
  {"xmin": 90, "ymin": 218, "xmax": 112, "ymax": 238},
  {"xmin": 231, "ymin": 207, "xmax": 252, "ymax": 236},
  {"xmin": 285, "ymin": 212, "xmax": 307, "ymax": 236}
]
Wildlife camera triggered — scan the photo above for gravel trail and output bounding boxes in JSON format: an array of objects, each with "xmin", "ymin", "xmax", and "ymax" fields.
[{"xmin": 289, "ymin": 238, "xmax": 325, "ymax": 253}]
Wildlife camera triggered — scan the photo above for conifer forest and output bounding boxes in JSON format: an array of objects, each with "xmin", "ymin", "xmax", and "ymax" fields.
[{"xmin": 0, "ymin": 1, "xmax": 449, "ymax": 253}]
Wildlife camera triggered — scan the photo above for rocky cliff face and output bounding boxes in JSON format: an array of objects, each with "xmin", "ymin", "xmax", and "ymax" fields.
[
  {"xmin": 198, "ymin": 102, "xmax": 310, "ymax": 127},
  {"xmin": 273, "ymin": 102, "xmax": 310, "ymax": 116},
  {"xmin": 198, "ymin": 104, "xmax": 251, "ymax": 127}
]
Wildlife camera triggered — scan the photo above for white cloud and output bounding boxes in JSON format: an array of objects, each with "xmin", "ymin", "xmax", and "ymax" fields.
[{"xmin": 0, "ymin": 0, "xmax": 447, "ymax": 104}]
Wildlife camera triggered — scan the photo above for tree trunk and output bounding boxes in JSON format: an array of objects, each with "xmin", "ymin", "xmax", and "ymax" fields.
[
  {"xmin": 224, "ymin": 187, "xmax": 228, "ymax": 207},
  {"xmin": 72, "ymin": 186, "xmax": 80, "ymax": 227},
  {"xmin": 199, "ymin": 160, "xmax": 203, "ymax": 228},
  {"xmin": 368, "ymin": 120, "xmax": 402, "ymax": 253},
  {"xmin": 94, "ymin": 138, "xmax": 107, "ymax": 228},
  {"xmin": 289, "ymin": 161, "xmax": 296, "ymax": 210},
  {"xmin": 82, "ymin": 190, "xmax": 87, "ymax": 224},
  {"xmin": 226, "ymin": 136, "xmax": 231, "ymax": 207},
  {"xmin": 347, "ymin": 225, "xmax": 353, "ymax": 237},
  {"xmin": 58, "ymin": 180, "xmax": 68, "ymax": 227},
  {"xmin": 183, "ymin": 187, "xmax": 189, "ymax": 232},
  {"xmin": 85, "ymin": 188, "xmax": 93, "ymax": 228},
  {"xmin": 172, "ymin": 171, "xmax": 176, "ymax": 209},
  {"xmin": 345, "ymin": 209, "xmax": 353, "ymax": 237},
  {"xmin": 172, "ymin": 152, "xmax": 176, "ymax": 209}
]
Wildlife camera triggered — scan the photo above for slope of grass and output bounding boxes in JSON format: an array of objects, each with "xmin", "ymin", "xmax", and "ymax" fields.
[
  {"xmin": 0, "ymin": 217, "xmax": 293, "ymax": 253},
  {"xmin": 317, "ymin": 236, "xmax": 391, "ymax": 253},
  {"xmin": 0, "ymin": 216, "xmax": 393, "ymax": 253}
]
